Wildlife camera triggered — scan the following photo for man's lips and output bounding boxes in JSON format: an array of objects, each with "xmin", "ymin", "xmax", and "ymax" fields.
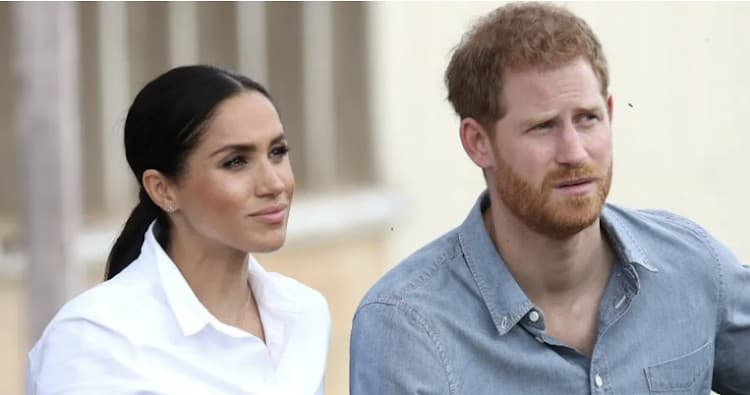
[
  {"xmin": 554, "ymin": 177, "xmax": 596, "ymax": 188},
  {"xmin": 551, "ymin": 177, "xmax": 598, "ymax": 195}
]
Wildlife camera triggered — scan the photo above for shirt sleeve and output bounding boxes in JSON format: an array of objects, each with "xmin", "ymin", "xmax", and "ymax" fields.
[
  {"xmin": 27, "ymin": 317, "xmax": 148, "ymax": 395},
  {"xmin": 711, "ymin": 237, "xmax": 750, "ymax": 395},
  {"xmin": 350, "ymin": 301, "xmax": 454, "ymax": 395}
]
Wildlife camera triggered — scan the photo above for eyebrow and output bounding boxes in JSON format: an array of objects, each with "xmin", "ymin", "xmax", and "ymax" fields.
[
  {"xmin": 576, "ymin": 105, "xmax": 604, "ymax": 116},
  {"xmin": 520, "ymin": 112, "xmax": 557, "ymax": 130},
  {"xmin": 209, "ymin": 133, "xmax": 286, "ymax": 157},
  {"xmin": 520, "ymin": 105, "xmax": 604, "ymax": 129}
]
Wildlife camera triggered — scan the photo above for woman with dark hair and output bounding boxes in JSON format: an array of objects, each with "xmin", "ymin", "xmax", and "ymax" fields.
[{"xmin": 27, "ymin": 65, "xmax": 330, "ymax": 394}]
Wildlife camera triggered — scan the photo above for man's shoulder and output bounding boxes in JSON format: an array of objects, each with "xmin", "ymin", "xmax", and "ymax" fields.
[
  {"xmin": 358, "ymin": 228, "xmax": 463, "ymax": 309},
  {"xmin": 603, "ymin": 203, "xmax": 733, "ymax": 273},
  {"xmin": 604, "ymin": 203, "xmax": 713, "ymax": 242}
]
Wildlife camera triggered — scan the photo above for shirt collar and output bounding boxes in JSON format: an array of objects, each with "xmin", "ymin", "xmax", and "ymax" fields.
[
  {"xmin": 458, "ymin": 192, "xmax": 534, "ymax": 336},
  {"xmin": 143, "ymin": 223, "xmax": 301, "ymax": 338},
  {"xmin": 246, "ymin": 254, "xmax": 303, "ymax": 315},
  {"xmin": 144, "ymin": 223, "xmax": 214, "ymax": 336},
  {"xmin": 600, "ymin": 205, "xmax": 659, "ymax": 272},
  {"xmin": 457, "ymin": 191, "xmax": 658, "ymax": 336}
]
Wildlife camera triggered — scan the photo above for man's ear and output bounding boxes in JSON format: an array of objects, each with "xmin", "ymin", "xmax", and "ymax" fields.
[
  {"xmin": 460, "ymin": 118, "xmax": 495, "ymax": 169},
  {"xmin": 606, "ymin": 95, "xmax": 614, "ymax": 125},
  {"xmin": 142, "ymin": 169, "xmax": 179, "ymax": 213}
]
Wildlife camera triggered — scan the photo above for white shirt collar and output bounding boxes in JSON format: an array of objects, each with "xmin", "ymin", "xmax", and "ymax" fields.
[{"xmin": 143, "ymin": 223, "xmax": 301, "ymax": 338}]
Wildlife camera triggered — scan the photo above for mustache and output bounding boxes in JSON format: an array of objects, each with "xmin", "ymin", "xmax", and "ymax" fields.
[{"xmin": 542, "ymin": 166, "xmax": 602, "ymax": 188}]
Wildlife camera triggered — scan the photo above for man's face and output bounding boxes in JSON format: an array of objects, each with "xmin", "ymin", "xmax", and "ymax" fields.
[{"xmin": 487, "ymin": 57, "xmax": 613, "ymax": 239}]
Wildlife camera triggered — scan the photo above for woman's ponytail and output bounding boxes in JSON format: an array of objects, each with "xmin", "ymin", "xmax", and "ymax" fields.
[{"xmin": 104, "ymin": 189, "xmax": 165, "ymax": 280}]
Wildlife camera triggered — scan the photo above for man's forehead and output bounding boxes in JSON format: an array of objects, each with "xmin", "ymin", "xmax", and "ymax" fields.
[{"xmin": 500, "ymin": 60, "xmax": 604, "ymax": 105}]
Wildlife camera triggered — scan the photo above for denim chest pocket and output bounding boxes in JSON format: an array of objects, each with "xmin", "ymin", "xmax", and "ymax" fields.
[{"xmin": 645, "ymin": 340, "xmax": 713, "ymax": 393}]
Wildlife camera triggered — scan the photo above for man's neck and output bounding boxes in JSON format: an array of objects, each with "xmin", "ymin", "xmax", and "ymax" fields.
[
  {"xmin": 484, "ymin": 201, "xmax": 614, "ymax": 357},
  {"xmin": 483, "ymin": 202, "xmax": 614, "ymax": 309}
]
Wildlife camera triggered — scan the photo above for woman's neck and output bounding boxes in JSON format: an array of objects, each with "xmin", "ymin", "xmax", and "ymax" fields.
[{"xmin": 166, "ymin": 222, "xmax": 265, "ymax": 340}]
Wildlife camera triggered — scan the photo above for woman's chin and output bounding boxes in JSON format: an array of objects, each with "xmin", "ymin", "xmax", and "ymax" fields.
[{"xmin": 244, "ymin": 236, "xmax": 286, "ymax": 254}]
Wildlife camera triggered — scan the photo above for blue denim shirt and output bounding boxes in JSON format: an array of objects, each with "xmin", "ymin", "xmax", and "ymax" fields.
[{"xmin": 351, "ymin": 192, "xmax": 750, "ymax": 394}]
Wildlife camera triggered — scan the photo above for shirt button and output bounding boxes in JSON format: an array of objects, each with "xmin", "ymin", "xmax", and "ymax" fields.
[
  {"xmin": 499, "ymin": 316, "xmax": 509, "ymax": 330},
  {"xmin": 528, "ymin": 310, "xmax": 540, "ymax": 323},
  {"xmin": 594, "ymin": 374, "xmax": 603, "ymax": 388}
]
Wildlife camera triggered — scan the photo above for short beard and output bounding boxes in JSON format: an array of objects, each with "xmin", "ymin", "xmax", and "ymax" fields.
[{"xmin": 493, "ymin": 155, "xmax": 612, "ymax": 240}]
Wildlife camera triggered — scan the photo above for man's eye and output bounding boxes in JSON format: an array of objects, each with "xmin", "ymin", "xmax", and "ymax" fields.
[
  {"xmin": 584, "ymin": 114, "xmax": 598, "ymax": 121},
  {"xmin": 533, "ymin": 121, "xmax": 553, "ymax": 131}
]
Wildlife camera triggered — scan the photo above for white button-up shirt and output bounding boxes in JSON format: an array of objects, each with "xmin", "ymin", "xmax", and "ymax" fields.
[{"xmin": 27, "ymin": 224, "xmax": 331, "ymax": 395}]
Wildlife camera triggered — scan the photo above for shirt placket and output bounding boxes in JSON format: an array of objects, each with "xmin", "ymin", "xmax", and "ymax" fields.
[
  {"xmin": 515, "ymin": 261, "xmax": 641, "ymax": 394},
  {"xmin": 589, "ymin": 262, "xmax": 641, "ymax": 394}
]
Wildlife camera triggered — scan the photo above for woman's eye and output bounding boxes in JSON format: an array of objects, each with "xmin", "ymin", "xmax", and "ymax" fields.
[
  {"xmin": 269, "ymin": 145, "xmax": 290, "ymax": 159},
  {"xmin": 222, "ymin": 156, "xmax": 247, "ymax": 169}
]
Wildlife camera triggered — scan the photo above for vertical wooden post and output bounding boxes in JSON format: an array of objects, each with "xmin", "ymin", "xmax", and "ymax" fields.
[
  {"xmin": 167, "ymin": 2, "xmax": 198, "ymax": 67},
  {"xmin": 11, "ymin": 2, "xmax": 83, "ymax": 346},
  {"xmin": 236, "ymin": 2, "xmax": 268, "ymax": 84},
  {"xmin": 302, "ymin": 2, "xmax": 337, "ymax": 188},
  {"xmin": 97, "ymin": 2, "xmax": 134, "ymax": 214}
]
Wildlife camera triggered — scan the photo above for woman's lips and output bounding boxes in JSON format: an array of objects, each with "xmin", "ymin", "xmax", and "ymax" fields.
[{"xmin": 249, "ymin": 205, "xmax": 288, "ymax": 224}]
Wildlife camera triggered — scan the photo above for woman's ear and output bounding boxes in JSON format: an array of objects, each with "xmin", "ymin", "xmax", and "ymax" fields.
[
  {"xmin": 142, "ymin": 169, "xmax": 178, "ymax": 213},
  {"xmin": 460, "ymin": 118, "xmax": 495, "ymax": 169}
]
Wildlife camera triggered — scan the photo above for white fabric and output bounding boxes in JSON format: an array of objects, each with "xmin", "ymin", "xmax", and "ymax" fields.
[{"xmin": 27, "ymin": 224, "xmax": 331, "ymax": 395}]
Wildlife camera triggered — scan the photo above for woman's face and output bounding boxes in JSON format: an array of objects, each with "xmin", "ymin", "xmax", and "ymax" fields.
[{"xmin": 171, "ymin": 91, "xmax": 294, "ymax": 253}]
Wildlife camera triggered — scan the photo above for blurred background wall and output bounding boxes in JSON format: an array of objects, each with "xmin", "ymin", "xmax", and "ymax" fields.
[{"xmin": 2, "ymin": 2, "xmax": 749, "ymax": 394}]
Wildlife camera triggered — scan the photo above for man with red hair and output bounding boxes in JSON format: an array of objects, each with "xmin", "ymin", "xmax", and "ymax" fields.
[{"xmin": 351, "ymin": 3, "xmax": 749, "ymax": 394}]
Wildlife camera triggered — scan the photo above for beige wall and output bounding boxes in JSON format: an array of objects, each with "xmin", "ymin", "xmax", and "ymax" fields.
[
  {"xmin": 578, "ymin": 2, "xmax": 750, "ymax": 260},
  {"xmin": 370, "ymin": 2, "xmax": 750, "ymax": 267},
  {"xmin": 0, "ymin": 279, "xmax": 25, "ymax": 395}
]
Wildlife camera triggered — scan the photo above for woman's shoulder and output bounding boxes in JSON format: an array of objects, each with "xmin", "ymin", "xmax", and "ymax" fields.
[
  {"xmin": 36, "ymin": 260, "xmax": 169, "ymax": 355},
  {"xmin": 249, "ymin": 256, "xmax": 329, "ymax": 319},
  {"xmin": 57, "ymin": 265, "xmax": 159, "ymax": 324},
  {"xmin": 27, "ymin": 281, "xmax": 151, "ymax": 393},
  {"xmin": 28, "ymin": 260, "xmax": 168, "ymax": 386},
  {"xmin": 264, "ymin": 271, "xmax": 329, "ymax": 315}
]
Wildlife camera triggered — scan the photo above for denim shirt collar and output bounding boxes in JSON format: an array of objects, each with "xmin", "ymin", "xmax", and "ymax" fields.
[
  {"xmin": 457, "ymin": 191, "xmax": 658, "ymax": 336},
  {"xmin": 600, "ymin": 205, "xmax": 658, "ymax": 272}
]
